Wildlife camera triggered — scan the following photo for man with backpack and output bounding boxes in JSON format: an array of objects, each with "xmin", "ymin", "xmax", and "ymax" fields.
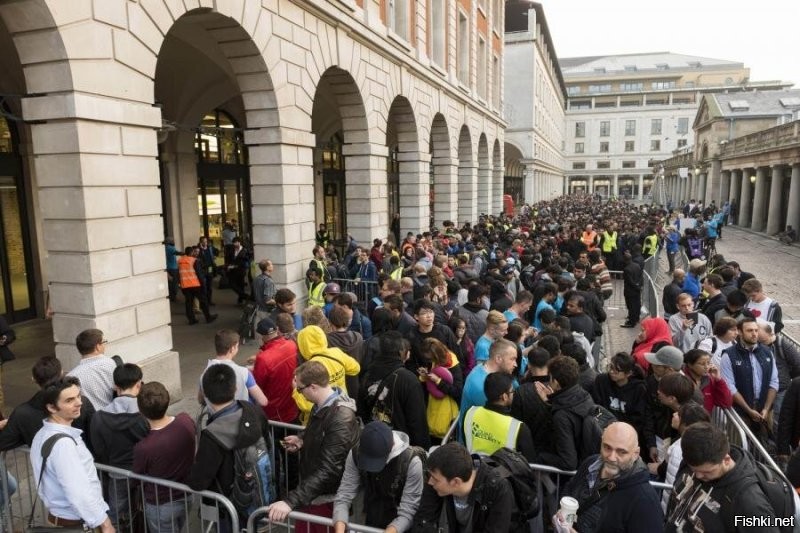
[
  {"xmin": 332, "ymin": 421, "xmax": 423, "ymax": 532},
  {"xmin": 555, "ymin": 422, "xmax": 663, "ymax": 533},
  {"xmin": 666, "ymin": 422, "xmax": 794, "ymax": 533},
  {"xmin": 187, "ymin": 364, "xmax": 273, "ymax": 531},
  {"xmin": 412, "ymin": 442, "xmax": 515, "ymax": 532}
]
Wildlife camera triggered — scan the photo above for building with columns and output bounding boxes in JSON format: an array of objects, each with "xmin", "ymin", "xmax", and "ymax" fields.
[
  {"xmin": 560, "ymin": 52, "xmax": 787, "ymax": 200},
  {"xmin": 660, "ymin": 89, "xmax": 800, "ymax": 235},
  {"xmin": 0, "ymin": 0, "xmax": 506, "ymax": 396},
  {"xmin": 503, "ymin": 1, "xmax": 566, "ymax": 206}
]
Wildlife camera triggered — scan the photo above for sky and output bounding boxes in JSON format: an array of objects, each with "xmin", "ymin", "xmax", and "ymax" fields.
[{"xmin": 539, "ymin": 0, "xmax": 800, "ymax": 86}]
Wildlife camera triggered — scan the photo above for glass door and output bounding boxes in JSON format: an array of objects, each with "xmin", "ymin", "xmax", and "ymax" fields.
[{"xmin": 323, "ymin": 170, "xmax": 347, "ymax": 241}]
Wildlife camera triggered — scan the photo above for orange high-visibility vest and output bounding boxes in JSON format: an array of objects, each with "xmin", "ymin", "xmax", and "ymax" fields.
[
  {"xmin": 581, "ymin": 231, "xmax": 598, "ymax": 251},
  {"xmin": 178, "ymin": 256, "xmax": 201, "ymax": 289}
]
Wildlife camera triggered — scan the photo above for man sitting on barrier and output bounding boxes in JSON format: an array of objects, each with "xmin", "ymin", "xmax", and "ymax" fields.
[
  {"xmin": 332, "ymin": 421, "xmax": 423, "ymax": 533},
  {"xmin": 30, "ymin": 376, "xmax": 115, "ymax": 533},
  {"xmin": 268, "ymin": 360, "xmax": 361, "ymax": 532},
  {"xmin": 554, "ymin": 422, "xmax": 664, "ymax": 533}
]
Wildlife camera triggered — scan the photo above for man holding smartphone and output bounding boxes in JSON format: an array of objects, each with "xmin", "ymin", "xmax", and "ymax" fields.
[{"xmin": 668, "ymin": 293, "xmax": 712, "ymax": 352}]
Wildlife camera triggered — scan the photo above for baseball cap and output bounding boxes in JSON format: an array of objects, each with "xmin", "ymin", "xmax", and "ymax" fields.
[
  {"xmin": 501, "ymin": 265, "xmax": 515, "ymax": 276},
  {"xmin": 256, "ymin": 318, "xmax": 277, "ymax": 336},
  {"xmin": 644, "ymin": 345, "xmax": 684, "ymax": 370},
  {"xmin": 323, "ymin": 282, "xmax": 341, "ymax": 295},
  {"xmin": 689, "ymin": 258, "xmax": 707, "ymax": 270},
  {"xmin": 357, "ymin": 422, "xmax": 394, "ymax": 473}
]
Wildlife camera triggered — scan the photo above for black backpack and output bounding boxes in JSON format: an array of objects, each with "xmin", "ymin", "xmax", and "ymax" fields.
[
  {"xmin": 355, "ymin": 445, "xmax": 428, "ymax": 503},
  {"xmin": 575, "ymin": 405, "xmax": 617, "ymax": 461},
  {"xmin": 749, "ymin": 453, "xmax": 797, "ymax": 533},
  {"xmin": 483, "ymin": 448, "xmax": 539, "ymax": 524}
]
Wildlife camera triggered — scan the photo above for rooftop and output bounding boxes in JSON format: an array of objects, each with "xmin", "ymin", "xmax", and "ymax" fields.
[
  {"xmin": 560, "ymin": 52, "xmax": 744, "ymax": 77},
  {"xmin": 710, "ymin": 89, "xmax": 800, "ymax": 118}
]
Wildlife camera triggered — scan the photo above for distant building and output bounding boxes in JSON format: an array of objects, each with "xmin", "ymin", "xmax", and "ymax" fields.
[
  {"xmin": 660, "ymin": 89, "xmax": 800, "ymax": 236},
  {"xmin": 560, "ymin": 52, "xmax": 789, "ymax": 199},
  {"xmin": 503, "ymin": 1, "xmax": 566, "ymax": 205}
]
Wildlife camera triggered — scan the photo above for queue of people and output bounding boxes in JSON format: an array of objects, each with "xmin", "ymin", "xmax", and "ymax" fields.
[{"xmin": 2, "ymin": 194, "xmax": 799, "ymax": 533}]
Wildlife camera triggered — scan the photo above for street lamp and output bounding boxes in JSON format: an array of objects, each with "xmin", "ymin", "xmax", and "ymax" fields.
[{"xmin": 749, "ymin": 175, "xmax": 756, "ymax": 183}]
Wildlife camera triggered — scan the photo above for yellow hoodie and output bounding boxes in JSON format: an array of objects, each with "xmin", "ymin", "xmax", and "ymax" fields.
[{"xmin": 292, "ymin": 325, "xmax": 361, "ymax": 424}]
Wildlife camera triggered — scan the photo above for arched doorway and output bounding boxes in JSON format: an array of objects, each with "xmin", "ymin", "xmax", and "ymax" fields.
[
  {"xmin": 477, "ymin": 134, "xmax": 490, "ymax": 215},
  {"xmin": 504, "ymin": 142, "xmax": 525, "ymax": 204},
  {"xmin": 320, "ymin": 132, "xmax": 347, "ymax": 242},
  {"xmin": 0, "ymin": 113, "xmax": 35, "ymax": 322},
  {"xmin": 430, "ymin": 113, "xmax": 453, "ymax": 227},
  {"xmin": 386, "ymin": 96, "xmax": 422, "ymax": 236},
  {"xmin": 458, "ymin": 125, "xmax": 475, "ymax": 223}
]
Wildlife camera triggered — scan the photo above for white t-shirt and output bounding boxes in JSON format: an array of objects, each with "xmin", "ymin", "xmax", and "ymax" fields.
[{"xmin": 745, "ymin": 297, "xmax": 776, "ymax": 331}]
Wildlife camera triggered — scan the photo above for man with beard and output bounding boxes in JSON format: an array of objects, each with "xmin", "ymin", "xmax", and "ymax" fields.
[{"xmin": 554, "ymin": 422, "xmax": 664, "ymax": 533}]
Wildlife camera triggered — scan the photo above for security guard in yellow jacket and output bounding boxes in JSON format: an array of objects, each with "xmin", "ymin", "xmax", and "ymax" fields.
[{"xmin": 463, "ymin": 372, "xmax": 535, "ymax": 461}]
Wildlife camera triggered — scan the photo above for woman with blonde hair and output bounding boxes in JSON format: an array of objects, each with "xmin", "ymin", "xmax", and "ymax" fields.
[{"xmin": 419, "ymin": 337, "xmax": 463, "ymax": 442}]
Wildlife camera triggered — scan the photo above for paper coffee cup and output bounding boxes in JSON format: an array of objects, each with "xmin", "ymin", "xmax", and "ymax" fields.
[{"xmin": 559, "ymin": 496, "xmax": 579, "ymax": 526}]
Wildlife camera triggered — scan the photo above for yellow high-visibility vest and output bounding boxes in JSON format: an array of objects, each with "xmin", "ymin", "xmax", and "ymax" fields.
[{"xmin": 464, "ymin": 406, "xmax": 521, "ymax": 456}]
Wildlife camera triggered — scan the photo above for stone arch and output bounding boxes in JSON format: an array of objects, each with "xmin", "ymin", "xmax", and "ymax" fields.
[
  {"xmin": 386, "ymin": 95, "xmax": 426, "ymax": 237},
  {"xmin": 492, "ymin": 140, "xmax": 503, "ymax": 214},
  {"xmin": 477, "ymin": 134, "xmax": 490, "ymax": 215},
  {"xmin": 312, "ymin": 66, "xmax": 375, "ymax": 244},
  {"xmin": 504, "ymin": 142, "xmax": 526, "ymax": 205},
  {"xmin": 430, "ymin": 113, "xmax": 456, "ymax": 227},
  {"xmin": 458, "ymin": 125, "xmax": 477, "ymax": 223}
]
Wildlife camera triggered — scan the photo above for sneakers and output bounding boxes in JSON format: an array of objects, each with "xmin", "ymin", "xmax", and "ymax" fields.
[{"xmin": 620, "ymin": 323, "xmax": 636, "ymax": 328}]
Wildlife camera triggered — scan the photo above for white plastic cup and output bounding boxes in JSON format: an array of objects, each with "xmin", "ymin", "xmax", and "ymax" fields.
[{"xmin": 559, "ymin": 496, "xmax": 579, "ymax": 526}]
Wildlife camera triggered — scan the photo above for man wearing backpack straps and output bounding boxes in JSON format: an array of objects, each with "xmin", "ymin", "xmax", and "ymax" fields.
[
  {"xmin": 333, "ymin": 422, "xmax": 423, "ymax": 532},
  {"xmin": 187, "ymin": 364, "xmax": 272, "ymax": 532},
  {"xmin": 666, "ymin": 422, "xmax": 792, "ymax": 533},
  {"xmin": 555, "ymin": 422, "xmax": 663, "ymax": 533},
  {"xmin": 412, "ymin": 441, "xmax": 514, "ymax": 532},
  {"xmin": 30, "ymin": 376, "xmax": 114, "ymax": 533}
]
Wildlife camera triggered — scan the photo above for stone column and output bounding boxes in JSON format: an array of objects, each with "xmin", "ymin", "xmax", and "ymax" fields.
[
  {"xmin": 687, "ymin": 174, "xmax": 694, "ymax": 201},
  {"xmin": 638, "ymin": 175, "xmax": 644, "ymax": 200},
  {"xmin": 739, "ymin": 168, "xmax": 753, "ymax": 227},
  {"xmin": 492, "ymin": 160, "xmax": 503, "ymax": 214},
  {"xmin": 522, "ymin": 162, "xmax": 535, "ymax": 204},
  {"xmin": 697, "ymin": 173, "xmax": 707, "ymax": 203},
  {"xmin": 588, "ymin": 175, "xmax": 594, "ymax": 195},
  {"xmin": 24, "ymin": 93, "xmax": 180, "ymax": 392},
  {"xmin": 766, "ymin": 164, "xmax": 785, "ymax": 236},
  {"xmin": 708, "ymin": 160, "xmax": 722, "ymax": 206},
  {"xmin": 457, "ymin": 158, "xmax": 478, "ymax": 223},
  {"xmin": 476, "ymin": 160, "xmax": 490, "ymax": 216},
  {"xmin": 344, "ymin": 141, "xmax": 389, "ymax": 243},
  {"xmin": 612, "ymin": 175, "xmax": 619, "ymax": 196},
  {"xmin": 786, "ymin": 163, "xmax": 800, "ymax": 237},
  {"xmin": 432, "ymin": 155, "xmax": 459, "ymax": 227},
  {"xmin": 719, "ymin": 170, "xmax": 731, "ymax": 207},
  {"xmin": 398, "ymin": 152, "xmax": 430, "ymax": 234},
  {"xmin": 729, "ymin": 169, "xmax": 741, "ymax": 206},
  {"xmin": 751, "ymin": 166, "xmax": 768, "ymax": 232}
]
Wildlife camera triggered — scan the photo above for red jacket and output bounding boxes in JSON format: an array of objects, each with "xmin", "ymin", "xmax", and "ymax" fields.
[
  {"xmin": 686, "ymin": 369, "xmax": 733, "ymax": 412},
  {"xmin": 253, "ymin": 336, "xmax": 299, "ymax": 422}
]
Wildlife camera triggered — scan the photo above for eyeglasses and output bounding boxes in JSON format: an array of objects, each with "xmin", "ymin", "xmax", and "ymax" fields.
[
  {"xmin": 295, "ymin": 384, "xmax": 311, "ymax": 393},
  {"xmin": 506, "ymin": 389, "xmax": 515, "ymax": 396},
  {"xmin": 100, "ymin": 340, "xmax": 109, "ymax": 345}
]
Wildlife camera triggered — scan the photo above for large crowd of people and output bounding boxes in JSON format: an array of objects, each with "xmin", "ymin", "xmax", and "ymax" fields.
[{"xmin": 1, "ymin": 194, "xmax": 799, "ymax": 532}]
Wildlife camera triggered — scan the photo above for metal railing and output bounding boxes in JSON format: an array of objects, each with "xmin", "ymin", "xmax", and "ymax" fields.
[
  {"xmin": 711, "ymin": 406, "xmax": 748, "ymax": 452},
  {"xmin": 330, "ymin": 278, "xmax": 379, "ymax": 311},
  {"xmin": 0, "ymin": 446, "xmax": 239, "ymax": 533},
  {"xmin": 247, "ymin": 508, "xmax": 383, "ymax": 532}
]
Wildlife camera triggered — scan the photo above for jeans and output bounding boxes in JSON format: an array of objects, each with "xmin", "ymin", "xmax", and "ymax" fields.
[
  {"xmin": 106, "ymin": 475, "xmax": 130, "ymax": 528},
  {"xmin": 145, "ymin": 500, "xmax": 187, "ymax": 533},
  {"xmin": 0, "ymin": 472, "xmax": 17, "ymax": 506},
  {"xmin": 773, "ymin": 389, "xmax": 786, "ymax": 437}
]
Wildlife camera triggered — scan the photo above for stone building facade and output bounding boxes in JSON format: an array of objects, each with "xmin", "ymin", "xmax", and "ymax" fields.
[
  {"xmin": 0, "ymin": 0, "xmax": 505, "ymax": 395},
  {"xmin": 503, "ymin": 1, "xmax": 566, "ymax": 205}
]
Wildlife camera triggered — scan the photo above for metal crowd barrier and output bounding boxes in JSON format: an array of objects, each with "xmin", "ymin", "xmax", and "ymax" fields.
[
  {"xmin": 723, "ymin": 406, "xmax": 788, "ymax": 478},
  {"xmin": 0, "ymin": 446, "xmax": 239, "ymax": 533},
  {"xmin": 247, "ymin": 508, "xmax": 383, "ymax": 532},
  {"xmin": 711, "ymin": 406, "xmax": 748, "ymax": 452},
  {"xmin": 641, "ymin": 270, "xmax": 661, "ymax": 319},
  {"xmin": 330, "ymin": 278, "xmax": 379, "ymax": 311}
]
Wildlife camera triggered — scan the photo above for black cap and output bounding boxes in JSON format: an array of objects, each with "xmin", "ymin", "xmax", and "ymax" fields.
[
  {"xmin": 357, "ymin": 422, "xmax": 394, "ymax": 472},
  {"xmin": 256, "ymin": 318, "xmax": 277, "ymax": 336}
]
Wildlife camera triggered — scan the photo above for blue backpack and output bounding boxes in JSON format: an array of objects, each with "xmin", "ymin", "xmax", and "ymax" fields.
[{"xmin": 230, "ymin": 434, "xmax": 275, "ymax": 515}]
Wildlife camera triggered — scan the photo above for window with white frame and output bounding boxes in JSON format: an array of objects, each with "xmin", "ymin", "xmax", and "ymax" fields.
[
  {"xmin": 652, "ymin": 81, "xmax": 676, "ymax": 90},
  {"xmin": 677, "ymin": 117, "xmax": 689, "ymax": 134},
  {"xmin": 492, "ymin": 55, "xmax": 500, "ymax": 109},
  {"xmin": 599, "ymin": 142, "xmax": 609, "ymax": 153},
  {"xmin": 457, "ymin": 10, "xmax": 469, "ymax": 84},
  {"xmin": 650, "ymin": 140, "xmax": 661, "ymax": 151},
  {"xmin": 620, "ymin": 82, "xmax": 643, "ymax": 92},
  {"xmin": 651, "ymin": 119, "xmax": 662, "ymax": 135},
  {"xmin": 600, "ymin": 121, "xmax": 610, "ymax": 136},
  {"xmin": 567, "ymin": 86, "xmax": 581, "ymax": 96},
  {"xmin": 677, "ymin": 139, "xmax": 688, "ymax": 148},
  {"xmin": 430, "ymin": 0, "xmax": 446, "ymax": 68},
  {"xmin": 388, "ymin": 0, "xmax": 410, "ymax": 41},
  {"xmin": 477, "ymin": 36, "xmax": 487, "ymax": 99},
  {"xmin": 575, "ymin": 122, "xmax": 585, "ymax": 137},
  {"xmin": 625, "ymin": 140, "xmax": 635, "ymax": 152},
  {"xmin": 625, "ymin": 120, "xmax": 636, "ymax": 136},
  {"xmin": 575, "ymin": 142, "xmax": 584, "ymax": 154},
  {"xmin": 573, "ymin": 162, "xmax": 586, "ymax": 169}
]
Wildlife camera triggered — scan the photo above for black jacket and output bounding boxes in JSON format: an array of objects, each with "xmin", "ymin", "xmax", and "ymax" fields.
[
  {"xmin": 622, "ymin": 262, "xmax": 642, "ymax": 293},
  {"xmin": 701, "ymin": 293, "xmax": 727, "ymax": 325},
  {"xmin": 360, "ymin": 354, "xmax": 432, "ymax": 449},
  {"xmin": 662, "ymin": 281, "xmax": 682, "ymax": 315},
  {"xmin": 89, "ymin": 396, "xmax": 149, "ymax": 469},
  {"xmin": 0, "ymin": 316, "xmax": 15, "ymax": 363},
  {"xmin": 666, "ymin": 446, "xmax": 778, "ymax": 533},
  {"xmin": 482, "ymin": 403, "xmax": 536, "ymax": 462},
  {"xmin": 642, "ymin": 374, "xmax": 678, "ymax": 451},
  {"xmin": 0, "ymin": 390, "xmax": 96, "ymax": 451},
  {"xmin": 187, "ymin": 401, "xmax": 270, "ymax": 496},
  {"xmin": 591, "ymin": 374, "xmax": 648, "ymax": 439},
  {"xmin": 406, "ymin": 325, "xmax": 460, "ymax": 373},
  {"xmin": 536, "ymin": 384, "xmax": 598, "ymax": 470},
  {"xmin": 412, "ymin": 457, "xmax": 515, "ymax": 532},
  {"xmin": 772, "ymin": 335, "xmax": 800, "ymax": 392},
  {"xmin": 569, "ymin": 313, "xmax": 597, "ymax": 343},
  {"xmin": 777, "ymin": 376, "xmax": 800, "ymax": 454},
  {"xmin": 510, "ymin": 379, "xmax": 554, "ymax": 457},
  {"xmin": 286, "ymin": 391, "xmax": 360, "ymax": 509},
  {"xmin": 563, "ymin": 455, "xmax": 664, "ymax": 533}
]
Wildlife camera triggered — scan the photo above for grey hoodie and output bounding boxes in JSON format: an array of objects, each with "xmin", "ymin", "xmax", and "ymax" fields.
[{"xmin": 332, "ymin": 431, "xmax": 422, "ymax": 532}]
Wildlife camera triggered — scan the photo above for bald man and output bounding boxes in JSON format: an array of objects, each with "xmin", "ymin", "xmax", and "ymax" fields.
[{"xmin": 554, "ymin": 422, "xmax": 664, "ymax": 533}]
